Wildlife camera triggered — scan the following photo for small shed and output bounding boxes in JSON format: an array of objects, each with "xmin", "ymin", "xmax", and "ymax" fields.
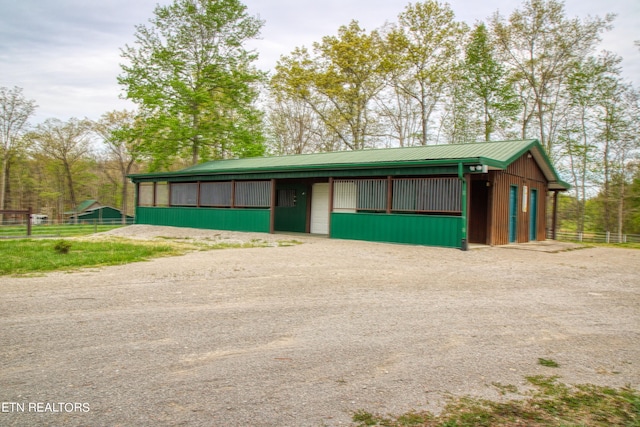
[
  {"xmin": 64, "ymin": 199, "xmax": 101, "ymax": 218},
  {"xmin": 73, "ymin": 206, "xmax": 134, "ymax": 224},
  {"xmin": 128, "ymin": 139, "xmax": 569, "ymax": 249}
]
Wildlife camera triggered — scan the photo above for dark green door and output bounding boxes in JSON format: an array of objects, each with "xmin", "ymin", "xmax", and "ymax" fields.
[
  {"xmin": 529, "ymin": 189, "xmax": 538, "ymax": 241},
  {"xmin": 509, "ymin": 185, "xmax": 517, "ymax": 243},
  {"xmin": 274, "ymin": 183, "xmax": 308, "ymax": 232}
]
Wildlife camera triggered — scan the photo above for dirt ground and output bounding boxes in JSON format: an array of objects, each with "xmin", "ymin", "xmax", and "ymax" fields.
[{"xmin": 1, "ymin": 225, "xmax": 638, "ymax": 426}]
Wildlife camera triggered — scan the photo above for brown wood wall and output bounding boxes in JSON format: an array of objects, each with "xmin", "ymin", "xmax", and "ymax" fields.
[{"xmin": 487, "ymin": 153, "xmax": 548, "ymax": 245}]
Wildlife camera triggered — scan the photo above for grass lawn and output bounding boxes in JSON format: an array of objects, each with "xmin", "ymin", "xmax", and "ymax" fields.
[
  {"xmin": 353, "ymin": 376, "xmax": 640, "ymax": 427},
  {"xmin": 0, "ymin": 238, "xmax": 183, "ymax": 276},
  {"xmin": 0, "ymin": 224, "xmax": 127, "ymax": 238}
]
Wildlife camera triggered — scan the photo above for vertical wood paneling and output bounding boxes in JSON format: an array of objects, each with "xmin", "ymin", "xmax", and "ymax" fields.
[{"xmin": 488, "ymin": 152, "xmax": 548, "ymax": 245}]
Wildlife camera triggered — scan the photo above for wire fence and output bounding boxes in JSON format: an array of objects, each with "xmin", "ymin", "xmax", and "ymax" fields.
[
  {"xmin": 0, "ymin": 218, "xmax": 135, "ymax": 238},
  {"xmin": 549, "ymin": 229, "xmax": 640, "ymax": 244}
]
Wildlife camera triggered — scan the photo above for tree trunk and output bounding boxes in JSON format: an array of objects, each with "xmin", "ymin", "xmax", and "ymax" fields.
[
  {"xmin": 0, "ymin": 156, "xmax": 7, "ymax": 224},
  {"xmin": 64, "ymin": 161, "xmax": 78, "ymax": 224}
]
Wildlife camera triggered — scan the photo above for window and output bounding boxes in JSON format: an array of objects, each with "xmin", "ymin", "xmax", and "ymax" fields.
[
  {"xmin": 200, "ymin": 182, "xmax": 232, "ymax": 207},
  {"xmin": 333, "ymin": 179, "xmax": 387, "ymax": 212},
  {"xmin": 356, "ymin": 179, "xmax": 387, "ymax": 211},
  {"xmin": 235, "ymin": 181, "xmax": 271, "ymax": 207},
  {"xmin": 393, "ymin": 178, "xmax": 461, "ymax": 213},
  {"xmin": 332, "ymin": 178, "xmax": 461, "ymax": 213},
  {"xmin": 170, "ymin": 183, "xmax": 198, "ymax": 206},
  {"xmin": 277, "ymin": 189, "xmax": 296, "ymax": 207},
  {"xmin": 138, "ymin": 183, "xmax": 154, "ymax": 206},
  {"xmin": 155, "ymin": 182, "xmax": 169, "ymax": 207},
  {"xmin": 333, "ymin": 180, "xmax": 357, "ymax": 212}
]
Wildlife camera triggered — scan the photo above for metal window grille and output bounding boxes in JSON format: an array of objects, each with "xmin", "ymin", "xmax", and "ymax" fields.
[
  {"xmin": 200, "ymin": 182, "xmax": 232, "ymax": 207},
  {"xmin": 138, "ymin": 183, "xmax": 154, "ymax": 206},
  {"xmin": 333, "ymin": 180, "xmax": 357, "ymax": 211},
  {"xmin": 356, "ymin": 179, "xmax": 387, "ymax": 211},
  {"xmin": 170, "ymin": 182, "xmax": 198, "ymax": 206},
  {"xmin": 393, "ymin": 178, "xmax": 461, "ymax": 213},
  {"xmin": 235, "ymin": 181, "xmax": 271, "ymax": 207},
  {"xmin": 333, "ymin": 179, "xmax": 387, "ymax": 211},
  {"xmin": 155, "ymin": 182, "xmax": 169, "ymax": 207}
]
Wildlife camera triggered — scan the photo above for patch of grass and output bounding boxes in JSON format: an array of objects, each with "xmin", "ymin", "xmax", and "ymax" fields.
[
  {"xmin": 277, "ymin": 239, "xmax": 303, "ymax": 247},
  {"xmin": 560, "ymin": 240, "xmax": 640, "ymax": 250},
  {"xmin": 151, "ymin": 236, "xmax": 303, "ymax": 250},
  {"xmin": 538, "ymin": 358, "xmax": 560, "ymax": 368},
  {"xmin": 594, "ymin": 242, "xmax": 640, "ymax": 250},
  {"xmin": 352, "ymin": 377, "xmax": 640, "ymax": 427},
  {"xmin": 491, "ymin": 382, "xmax": 519, "ymax": 395},
  {"xmin": 0, "ymin": 238, "xmax": 182, "ymax": 276}
]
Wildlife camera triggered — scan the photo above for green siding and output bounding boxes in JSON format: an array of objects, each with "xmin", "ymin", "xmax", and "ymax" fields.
[
  {"xmin": 331, "ymin": 212, "xmax": 462, "ymax": 248},
  {"xmin": 136, "ymin": 207, "xmax": 270, "ymax": 233}
]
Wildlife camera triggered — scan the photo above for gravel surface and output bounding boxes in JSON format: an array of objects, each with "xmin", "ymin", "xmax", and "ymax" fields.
[{"xmin": 1, "ymin": 225, "xmax": 639, "ymax": 426}]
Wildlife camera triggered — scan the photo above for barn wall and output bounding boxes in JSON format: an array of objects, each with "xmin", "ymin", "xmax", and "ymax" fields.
[
  {"xmin": 489, "ymin": 153, "xmax": 548, "ymax": 245},
  {"xmin": 136, "ymin": 207, "xmax": 271, "ymax": 233},
  {"xmin": 331, "ymin": 212, "xmax": 462, "ymax": 248}
]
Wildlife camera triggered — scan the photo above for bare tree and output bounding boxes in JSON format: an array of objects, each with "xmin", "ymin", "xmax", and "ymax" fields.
[
  {"xmin": 30, "ymin": 118, "xmax": 92, "ymax": 217},
  {"xmin": 93, "ymin": 110, "xmax": 145, "ymax": 223},
  {"xmin": 0, "ymin": 86, "xmax": 36, "ymax": 221},
  {"xmin": 491, "ymin": 0, "xmax": 613, "ymax": 154}
]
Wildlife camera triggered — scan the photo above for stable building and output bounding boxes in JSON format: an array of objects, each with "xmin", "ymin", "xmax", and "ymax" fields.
[{"xmin": 128, "ymin": 139, "xmax": 569, "ymax": 249}]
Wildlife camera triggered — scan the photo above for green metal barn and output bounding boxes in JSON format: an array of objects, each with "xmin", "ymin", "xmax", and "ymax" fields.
[
  {"xmin": 128, "ymin": 139, "xmax": 569, "ymax": 249},
  {"xmin": 73, "ymin": 206, "xmax": 134, "ymax": 224}
]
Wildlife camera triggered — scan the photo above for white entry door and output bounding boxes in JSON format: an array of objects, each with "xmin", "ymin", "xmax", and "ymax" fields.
[{"xmin": 310, "ymin": 183, "xmax": 330, "ymax": 234}]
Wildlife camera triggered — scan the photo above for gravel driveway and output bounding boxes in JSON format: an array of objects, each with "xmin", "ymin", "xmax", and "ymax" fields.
[{"xmin": 1, "ymin": 225, "xmax": 638, "ymax": 426}]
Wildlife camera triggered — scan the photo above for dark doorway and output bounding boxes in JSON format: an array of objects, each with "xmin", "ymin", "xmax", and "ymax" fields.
[{"xmin": 469, "ymin": 180, "xmax": 489, "ymax": 244}]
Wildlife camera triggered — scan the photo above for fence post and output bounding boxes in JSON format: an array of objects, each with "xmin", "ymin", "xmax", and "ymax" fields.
[
  {"xmin": 578, "ymin": 232, "xmax": 583, "ymax": 242},
  {"xmin": 27, "ymin": 207, "xmax": 32, "ymax": 236},
  {"xmin": 606, "ymin": 231, "xmax": 610, "ymax": 244}
]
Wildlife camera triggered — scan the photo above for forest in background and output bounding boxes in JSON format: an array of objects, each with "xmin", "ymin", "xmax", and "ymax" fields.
[{"xmin": 1, "ymin": 0, "xmax": 638, "ymax": 234}]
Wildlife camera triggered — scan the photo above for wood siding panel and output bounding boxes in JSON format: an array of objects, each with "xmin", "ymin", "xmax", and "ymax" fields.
[{"xmin": 488, "ymin": 153, "xmax": 548, "ymax": 245}]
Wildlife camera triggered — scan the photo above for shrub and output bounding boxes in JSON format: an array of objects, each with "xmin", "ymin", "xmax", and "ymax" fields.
[{"xmin": 53, "ymin": 240, "xmax": 72, "ymax": 254}]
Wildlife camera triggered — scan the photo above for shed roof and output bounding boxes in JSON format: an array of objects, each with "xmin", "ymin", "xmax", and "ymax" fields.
[
  {"xmin": 76, "ymin": 206, "xmax": 134, "ymax": 219},
  {"xmin": 64, "ymin": 199, "xmax": 100, "ymax": 215},
  {"xmin": 129, "ymin": 139, "xmax": 569, "ymax": 190}
]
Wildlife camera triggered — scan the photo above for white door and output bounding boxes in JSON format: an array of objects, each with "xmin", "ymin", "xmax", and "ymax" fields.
[{"xmin": 310, "ymin": 183, "xmax": 330, "ymax": 234}]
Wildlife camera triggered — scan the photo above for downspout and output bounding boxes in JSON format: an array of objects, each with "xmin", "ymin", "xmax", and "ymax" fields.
[
  {"xmin": 459, "ymin": 162, "xmax": 468, "ymax": 251},
  {"xmin": 134, "ymin": 181, "xmax": 139, "ymax": 225}
]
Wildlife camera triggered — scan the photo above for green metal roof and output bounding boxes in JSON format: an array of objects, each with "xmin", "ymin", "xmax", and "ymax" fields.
[
  {"xmin": 129, "ymin": 139, "xmax": 569, "ymax": 190},
  {"xmin": 64, "ymin": 199, "xmax": 99, "ymax": 214}
]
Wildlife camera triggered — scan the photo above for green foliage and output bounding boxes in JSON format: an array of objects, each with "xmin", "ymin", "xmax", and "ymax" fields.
[
  {"xmin": 119, "ymin": 0, "xmax": 266, "ymax": 166},
  {"xmin": 387, "ymin": 1, "xmax": 468, "ymax": 146},
  {"xmin": 462, "ymin": 22, "xmax": 519, "ymax": 141},
  {"xmin": 271, "ymin": 21, "xmax": 388, "ymax": 151}
]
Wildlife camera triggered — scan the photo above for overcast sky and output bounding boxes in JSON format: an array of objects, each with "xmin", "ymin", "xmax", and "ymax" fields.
[{"xmin": 1, "ymin": 0, "xmax": 638, "ymax": 126}]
